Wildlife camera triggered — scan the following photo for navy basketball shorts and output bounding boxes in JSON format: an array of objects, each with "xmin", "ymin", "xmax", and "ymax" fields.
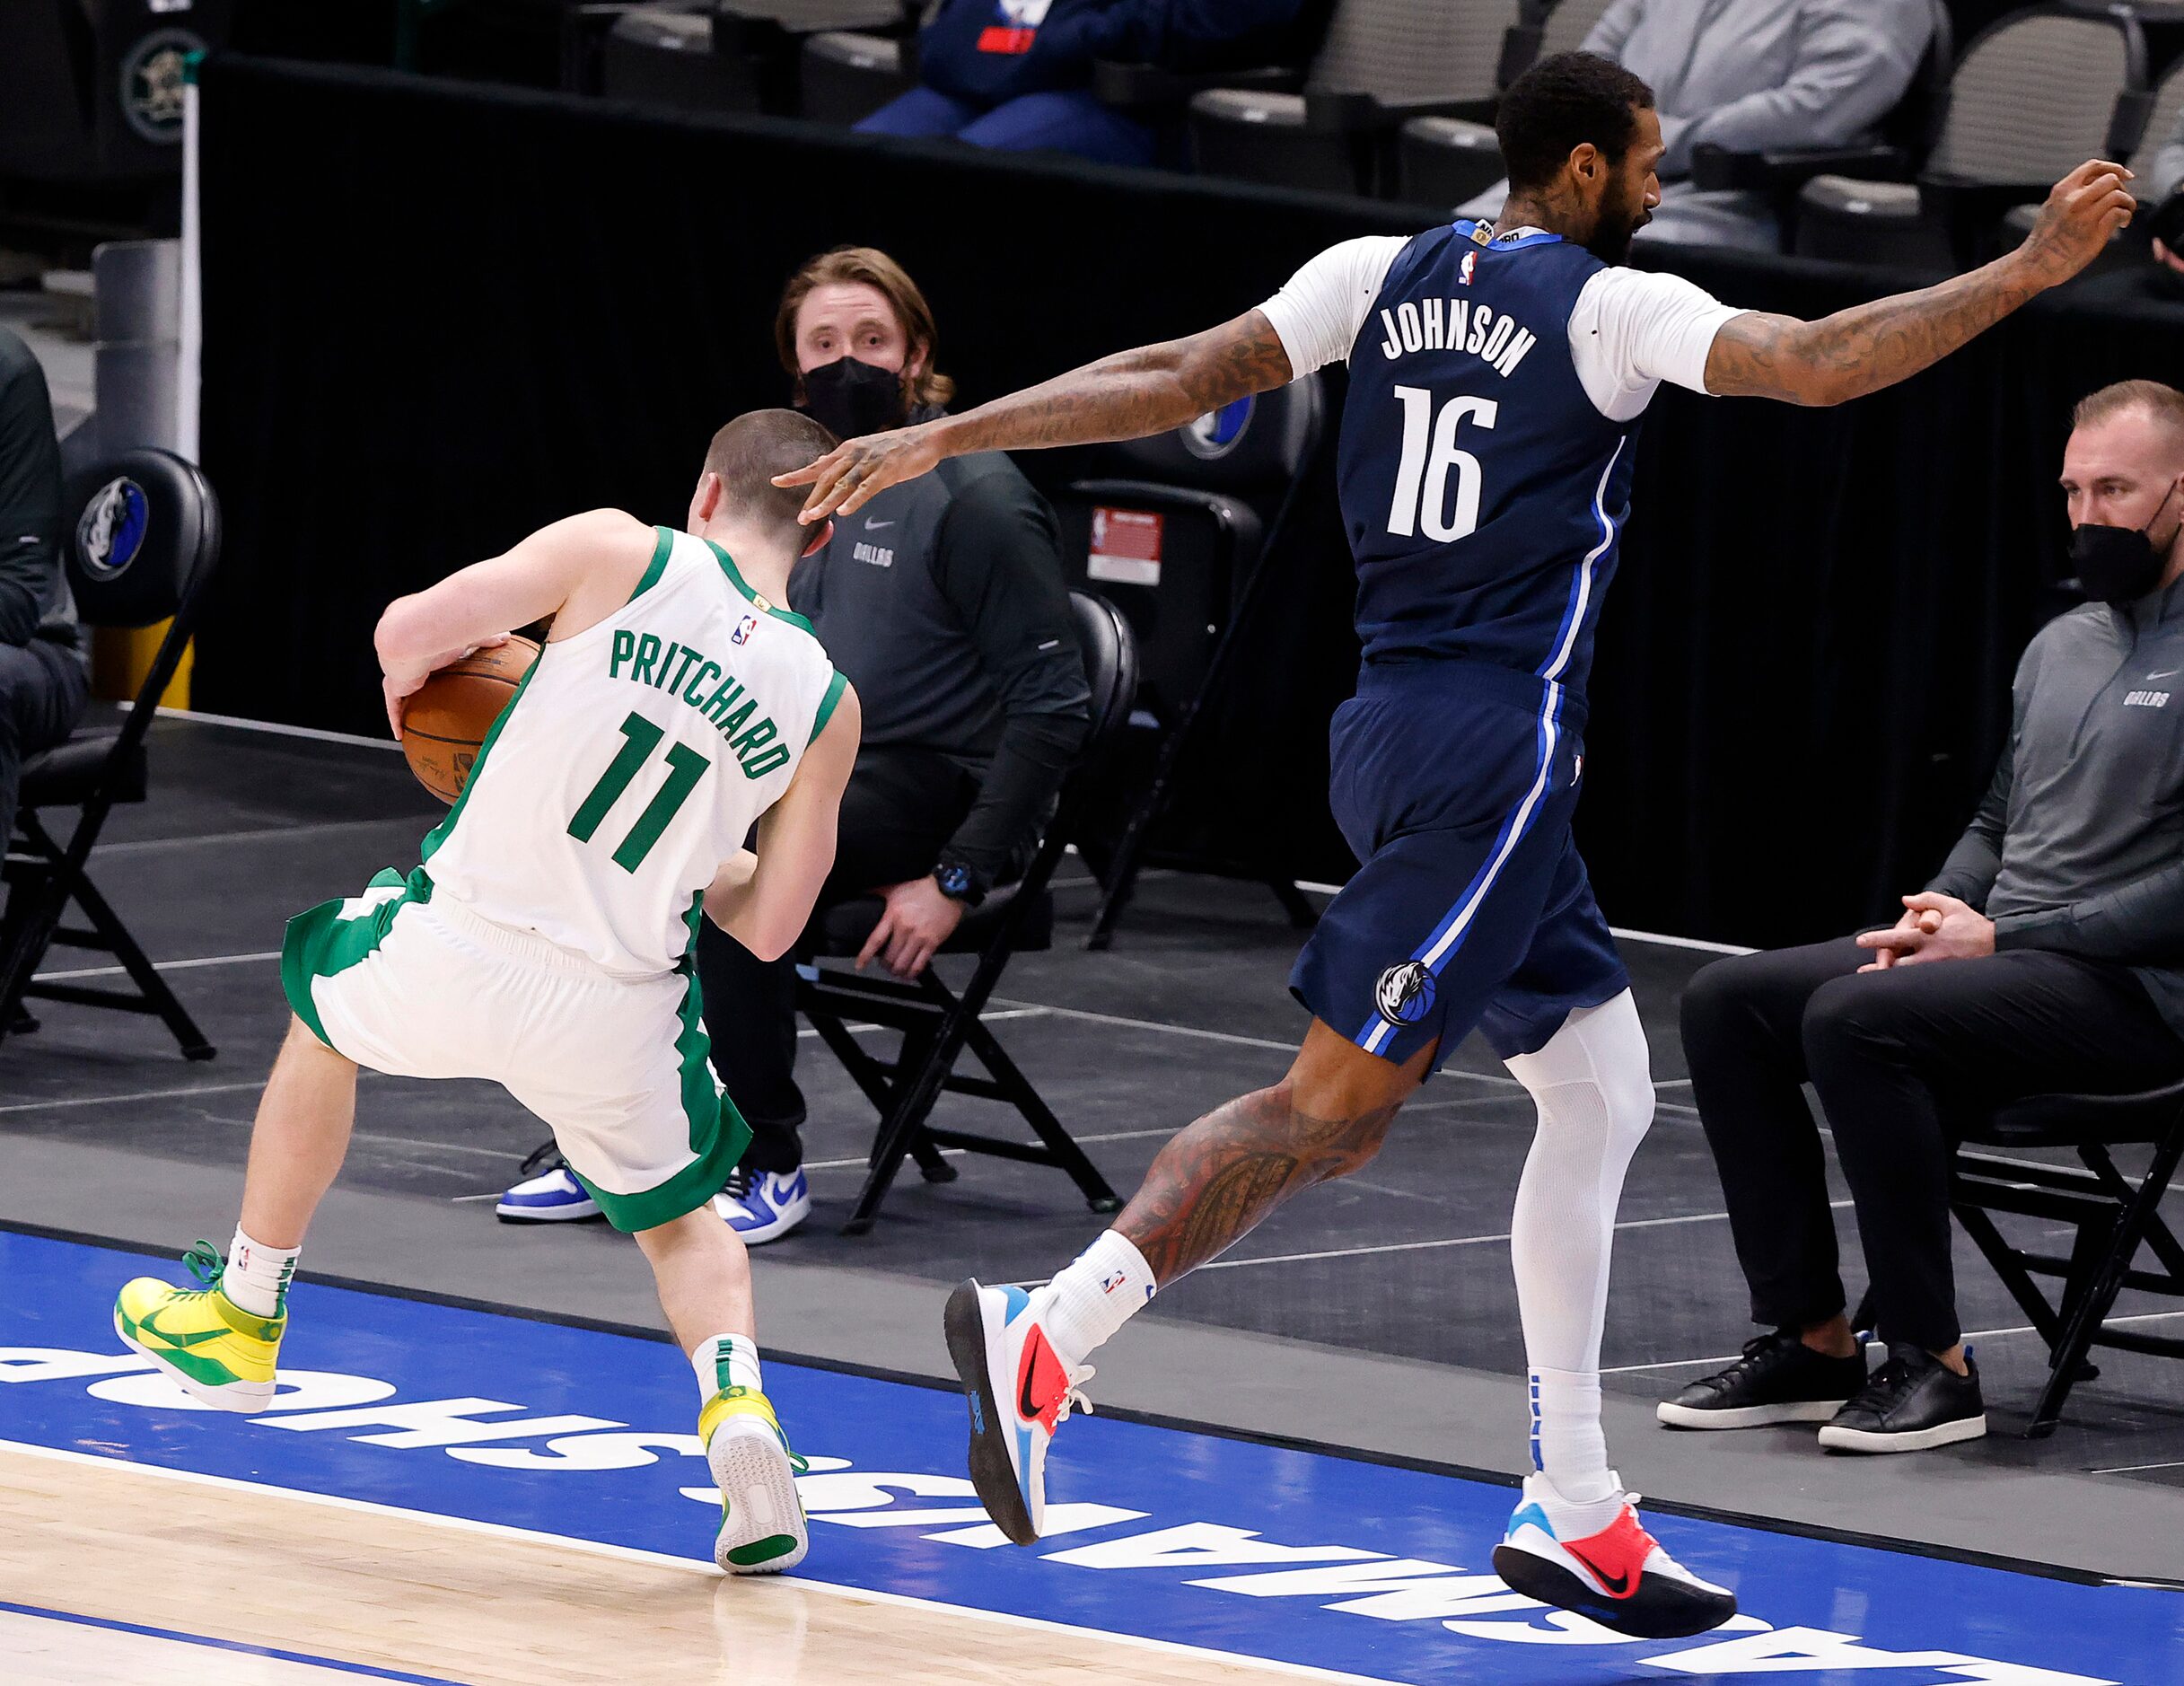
[{"xmin": 1291, "ymin": 663, "xmax": 1630, "ymax": 1068}]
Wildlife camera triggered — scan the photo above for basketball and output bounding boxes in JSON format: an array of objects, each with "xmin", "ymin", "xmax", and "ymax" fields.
[{"xmin": 400, "ymin": 636, "xmax": 541, "ymax": 803}]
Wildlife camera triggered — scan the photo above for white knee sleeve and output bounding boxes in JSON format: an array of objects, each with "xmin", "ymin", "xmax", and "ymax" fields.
[{"xmin": 1504, "ymin": 989, "xmax": 1654, "ymax": 1505}]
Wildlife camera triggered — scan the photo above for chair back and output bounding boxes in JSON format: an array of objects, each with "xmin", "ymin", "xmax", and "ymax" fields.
[
  {"xmin": 1066, "ymin": 589, "xmax": 1142, "ymax": 787},
  {"xmin": 1537, "ymin": 0, "xmax": 1613, "ymax": 59},
  {"xmin": 1303, "ymin": 0, "xmax": 1522, "ymax": 101},
  {"xmin": 1095, "ymin": 375, "xmax": 1324, "ymax": 497},
  {"xmin": 67, "ymin": 448, "xmax": 219, "ymax": 632},
  {"xmin": 1881, "ymin": 0, "xmax": 1955, "ymax": 159},
  {"xmin": 1925, "ymin": 4, "xmax": 2147, "ymax": 185},
  {"xmin": 2134, "ymin": 54, "xmax": 2184, "ymax": 174}
]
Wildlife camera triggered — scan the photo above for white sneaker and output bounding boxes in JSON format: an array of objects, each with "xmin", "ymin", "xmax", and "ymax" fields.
[
  {"xmin": 1493, "ymin": 1475, "xmax": 1738, "ymax": 1638},
  {"xmin": 495, "ymin": 1164, "xmax": 601, "ymax": 1223},
  {"xmin": 943, "ymin": 1278, "xmax": 1094, "ymax": 1546},
  {"xmin": 713, "ymin": 1165, "xmax": 811, "ymax": 1244}
]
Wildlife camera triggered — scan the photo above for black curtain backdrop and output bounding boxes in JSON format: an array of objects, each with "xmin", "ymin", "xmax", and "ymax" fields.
[{"xmin": 193, "ymin": 55, "xmax": 2184, "ymax": 950}]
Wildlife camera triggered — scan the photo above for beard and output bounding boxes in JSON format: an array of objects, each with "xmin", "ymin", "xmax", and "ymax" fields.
[{"xmin": 1583, "ymin": 181, "xmax": 1648, "ymax": 265}]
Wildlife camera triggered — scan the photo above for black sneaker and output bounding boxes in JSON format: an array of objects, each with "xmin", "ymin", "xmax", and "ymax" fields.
[
  {"xmin": 1657, "ymin": 1330, "xmax": 1868, "ymax": 1430},
  {"xmin": 1817, "ymin": 1343, "xmax": 1986, "ymax": 1453}
]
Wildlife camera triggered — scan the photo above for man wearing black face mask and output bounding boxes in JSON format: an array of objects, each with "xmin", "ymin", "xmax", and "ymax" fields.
[
  {"xmin": 1668, "ymin": 379, "xmax": 2184, "ymax": 1454},
  {"xmin": 495, "ymin": 245, "xmax": 1089, "ymax": 1241}
]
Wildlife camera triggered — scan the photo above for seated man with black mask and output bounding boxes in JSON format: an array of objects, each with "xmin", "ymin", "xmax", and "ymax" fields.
[
  {"xmin": 1669, "ymin": 379, "xmax": 2184, "ymax": 1453},
  {"xmin": 498, "ymin": 247, "xmax": 1089, "ymax": 1241}
]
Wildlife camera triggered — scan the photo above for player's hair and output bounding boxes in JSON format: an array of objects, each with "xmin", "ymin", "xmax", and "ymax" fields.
[
  {"xmin": 2073, "ymin": 379, "xmax": 2184, "ymax": 446},
  {"xmin": 702, "ymin": 408, "xmax": 839, "ymax": 542},
  {"xmin": 1495, "ymin": 52, "xmax": 1655, "ymax": 194},
  {"xmin": 775, "ymin": 245, "xmax": 956, "ymax": 410}
]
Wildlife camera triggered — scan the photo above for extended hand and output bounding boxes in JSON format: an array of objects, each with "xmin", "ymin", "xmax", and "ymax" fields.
[
  {"xmin": 2016, "ymin": 160, "xmax": 2136, "ymax": 288},
  {"xmin": 773, "ymin": 422, "xmax": 947, "ymax": 522},
  {"xmin": 855, "ymin": 874, "xmax": 967, "ymax": 979}
]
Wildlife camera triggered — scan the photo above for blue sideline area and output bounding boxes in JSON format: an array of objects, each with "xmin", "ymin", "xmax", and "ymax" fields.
[{"xmin": 2, "ymin": 1230, "xmax": 2177, "ymax": 1685}]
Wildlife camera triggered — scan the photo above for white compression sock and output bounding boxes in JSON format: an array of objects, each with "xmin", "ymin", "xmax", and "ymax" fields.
[
  {"xmin": 1038, "ymin": 1231, "xmax": 1156, "ymax": 1370},
  {"xmin": 222, "ymin": 1228, "xmax": 298, "ymax": 1319},
  {"xmin": 694, "ymin": 1334, "xmax": 764, "ymax": 1401},
  {"xmin": 1504, "ymin": 990, "xmax": 1655, "ymax": 1532}
]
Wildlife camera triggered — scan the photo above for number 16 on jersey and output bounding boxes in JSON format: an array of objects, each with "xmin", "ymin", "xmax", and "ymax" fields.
[{"xmin": 1388, "ymin": 388, "xmax": 1498, "ymax": 542}]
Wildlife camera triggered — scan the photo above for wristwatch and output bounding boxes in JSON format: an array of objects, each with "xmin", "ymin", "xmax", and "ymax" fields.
[{"xmin": 934, "ymin": 860, "xmax": 987, "ymax": 909}]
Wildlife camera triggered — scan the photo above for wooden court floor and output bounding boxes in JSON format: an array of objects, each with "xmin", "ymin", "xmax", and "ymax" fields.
[{"xmin": 0, "ymin": 1445, "xmax": 1328, "ymax": 1685}]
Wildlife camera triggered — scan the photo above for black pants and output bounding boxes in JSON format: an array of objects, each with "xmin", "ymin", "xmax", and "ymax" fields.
[
  {"xmin": 0, "ymin": 638, "xmax": 87, "ymax": 841},
  {"xmin": 1680, "ymin": 938, "xmax": 2184, "ymax": 1351},
  {"xmin": 695, "ymin": 743, "xmax": 977, "ymax": 1172}
]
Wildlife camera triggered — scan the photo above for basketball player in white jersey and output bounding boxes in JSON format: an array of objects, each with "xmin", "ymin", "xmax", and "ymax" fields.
[{"xmin": 112, "ymin": 409, "xmax": 858, "ymax": 1576}]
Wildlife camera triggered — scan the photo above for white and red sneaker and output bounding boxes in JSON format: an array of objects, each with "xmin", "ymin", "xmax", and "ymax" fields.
[
  {"xmin": 943, "ymin": 1278, "xmax": 1095, "ymax": 1545},
  {"xmin": 1493, "ymin": 1476, "xmax": 1737, "ymax": 1638}
]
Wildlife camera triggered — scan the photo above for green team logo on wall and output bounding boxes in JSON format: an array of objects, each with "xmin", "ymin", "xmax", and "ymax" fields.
[{"xmin": 121, "ymin": 30, "xmax": 204, "ymax": 145}]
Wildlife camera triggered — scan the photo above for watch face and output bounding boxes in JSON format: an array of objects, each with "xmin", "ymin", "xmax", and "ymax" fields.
[{"xmin": 939, "ymin": 865, "xmax": 971, "ymax": 895}]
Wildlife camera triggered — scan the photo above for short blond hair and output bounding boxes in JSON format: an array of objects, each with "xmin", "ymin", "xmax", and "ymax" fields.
[
  {"xmin": 775, "ymin": 246, "xmax": 955, "ymax": 410},
  {"xmin": 2072, "ymin": 379, "xmax": 2184, "ymax": 443}
]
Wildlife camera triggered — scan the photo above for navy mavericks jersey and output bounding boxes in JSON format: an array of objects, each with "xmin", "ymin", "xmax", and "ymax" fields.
[{"xmin": 1337, "ymin": 221, "xmax": 1636, "ymax": 701}]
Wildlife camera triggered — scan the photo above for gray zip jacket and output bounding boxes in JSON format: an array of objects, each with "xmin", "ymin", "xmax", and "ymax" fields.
[{"xmin": 1926, "ymin": 576, "xmax": 2184, "ymax": 1032}]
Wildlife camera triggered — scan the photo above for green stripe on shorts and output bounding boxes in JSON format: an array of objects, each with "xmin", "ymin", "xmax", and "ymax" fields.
[
  {"xmin": 280, "ymin": 866, "xmax": 433, "ymax": 1049},
  {"xmin": 567, "ymin": 962, "xmax": 752, "ymax": 1233}
]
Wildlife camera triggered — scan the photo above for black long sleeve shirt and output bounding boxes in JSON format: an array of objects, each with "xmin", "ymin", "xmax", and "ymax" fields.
[
  {"xmin": 0, "ymin": 329, "xmax": 80, "ymax": 656},
  {"xmin": 787, "ymin": 449, "xmax": 1091, "ymax": 891},
  {"xmin": 1925, "ymin": 577, "xmax": 2184, "ymax": 1033}
]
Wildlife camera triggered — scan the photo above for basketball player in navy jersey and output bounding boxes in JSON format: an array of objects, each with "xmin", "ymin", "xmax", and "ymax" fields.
[{"xmin": 779, "ymin": 54, "xmax": 2133, "ymax": 1638}]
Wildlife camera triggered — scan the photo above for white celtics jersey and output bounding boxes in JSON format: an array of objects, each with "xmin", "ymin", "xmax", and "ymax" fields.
[{"xmin": 421, "ymin": 526, "xmax": 844, "ymax": 977}]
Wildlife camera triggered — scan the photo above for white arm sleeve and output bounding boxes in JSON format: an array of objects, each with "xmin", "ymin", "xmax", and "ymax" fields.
[
  {"xmin": 1257, "ymin": 236, "xmax": 1412, "ymax": 379},
  {"xmin": 1566, "ymin": 268, "xmax": 1748, "ymax": 422}
]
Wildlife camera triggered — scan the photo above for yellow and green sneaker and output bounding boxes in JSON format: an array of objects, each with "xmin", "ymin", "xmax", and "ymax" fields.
[
  {"xmin": 700, "ymin": 1385, "xmax": 809, "ymax": 1575},
  {"xmin": 113, "ymin": 1241, "xmax": 285, "ymax": 1413}
]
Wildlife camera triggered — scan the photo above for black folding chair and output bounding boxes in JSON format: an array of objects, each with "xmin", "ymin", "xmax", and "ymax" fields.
[
  {"xmin": 1949, "ymin": 1076, "xmax": 2184, "ymax": 1436},
  {"xmin": 796, "ymin": 590, "xmax": 1138, "ymax": 1234},
  {"xmin": 0, "ymin": 449, "xmax": 223, "ymax": 1060},
  {"xmin": 1048, "ymin": 377, "xmax": 1324, "ymax": 950}
]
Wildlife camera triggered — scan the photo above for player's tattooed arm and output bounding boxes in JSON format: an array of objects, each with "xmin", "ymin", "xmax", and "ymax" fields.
[
  {"xmin": 1704, "ymin": 158, "xmax": 2136, "ymax": 408},
  {"xmin": 774, "ymin": 311, "xmax": 1294, "ymax": 522}
]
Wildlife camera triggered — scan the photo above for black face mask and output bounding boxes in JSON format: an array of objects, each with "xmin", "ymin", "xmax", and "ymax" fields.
[
  {"xmin": 2071, "ymin": 481, "xmax": 2180, "ymax": 605},
  {"xmin": 798, "ymin": 356, "xmax": 909, "ymax": 441}
]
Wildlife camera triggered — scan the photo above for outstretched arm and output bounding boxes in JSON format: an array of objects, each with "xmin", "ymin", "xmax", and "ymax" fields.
[
  {"xmin": 1704, "ymin": 160, "xmax": 2135, "ymax": 407},
  {"xmin": 776, "ymin": 310, "xmax": 1294, "ymax": 521}
]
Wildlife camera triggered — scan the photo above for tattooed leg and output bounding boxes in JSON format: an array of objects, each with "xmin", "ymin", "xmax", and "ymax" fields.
[{"xmin": 1117, "ymin": 1018, "xmax": 1439, "ymax": 1284}]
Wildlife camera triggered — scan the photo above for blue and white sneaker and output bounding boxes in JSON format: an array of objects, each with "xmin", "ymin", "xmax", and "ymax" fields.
[
  {"xmin": 495, "ymin": 1146, "xmax": 601, "ymax": 1224},
  {"xmin": 713, "ymin": 1165, "xmax": 811, "ymax": 1244},
  {"xmin": 1493, "ymin": 1474, "xmax": 1736, "ymax": 1638},
  {"xmin": 943, "ymin": 1278, "xmax": 1094, "ymax": 1546}
]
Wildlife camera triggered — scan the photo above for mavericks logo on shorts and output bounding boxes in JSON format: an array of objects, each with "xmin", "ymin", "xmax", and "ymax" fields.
[{"xmin": 1373, "ymin": 960, "xmax": 1435, "ymax": 1028}]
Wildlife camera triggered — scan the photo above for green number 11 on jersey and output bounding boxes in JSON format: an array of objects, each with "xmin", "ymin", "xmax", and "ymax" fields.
[{"xmin": 568, "ymin": 711, "xmax": 713, "ymax": 873}]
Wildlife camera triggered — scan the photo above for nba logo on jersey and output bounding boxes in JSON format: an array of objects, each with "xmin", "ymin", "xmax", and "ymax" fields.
[
  {"xmin": 1458, "ymin": 250, "xmax": 1478, "ymax": 286},
  {"xmin": 731, "ymin": 612, "xmax": 759, "ymax": 646}
]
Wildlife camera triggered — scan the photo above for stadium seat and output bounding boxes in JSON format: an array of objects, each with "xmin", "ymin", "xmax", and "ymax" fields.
[
  {"xmin": 1393, "ymin": 0, "xmax": 1613, "ymax": 209},
  {"xmin": 0, "ymin": 450, "xmax": 222, "ymax": 1061},
  {"xmin": 601, "ymin": 0, "xmax": 904, "ymax": 117},
  {"xmin": 1047, "ymin": 377, "xmax": 1325, "ymax": 949},
  {"xmin": 1683, "ymin": 0, "xmax": 1951, "ymax": 254},
  {"xmin": 1948, "ymin": 1076, "xmax": 2184, "ymax": 1436},
  {"xmin": 1793, "ymin": 4, "xmax": 2153, "ymax": 271},
  {"xmin": 794, "ymin": 591, "xmax": 1136, "ymax": 1234},
  {"xmin": 1995, "ymin": 50, "xmax": 2184, "ymax": 262},
  {"xmin": 1188, "ymin": 0, "xmax": 1527, "ymax": 198},
  {"xmin": 799, "ymin": 23, "xmax": 921, "ymax": 125}
]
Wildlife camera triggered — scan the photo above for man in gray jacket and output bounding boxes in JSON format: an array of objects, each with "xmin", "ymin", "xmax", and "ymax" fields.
[
  {"xmin": 1462, "ymin": 0, "xmax": 1934, "ymax": 250},
  {"xmin": 1668, "ymin": 379, "xmax": 2184, "ymax": 1453},
  {"xmin": 0, "ymin": 329, "xmax": 88, "ymax": 865}
]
